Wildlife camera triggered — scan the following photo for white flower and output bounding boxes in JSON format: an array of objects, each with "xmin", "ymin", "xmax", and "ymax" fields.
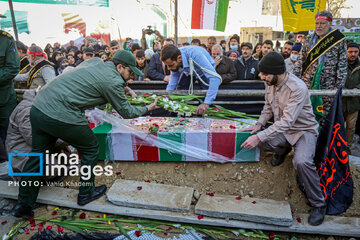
[
  {"xmin": 183, "ymin": 106, "xmax": 189, "ymax": 110},
  {"xmin": 164, "ymin": 104, "xmax": 169, "ymax": 109},
  {"xmin": 137, "ymin": 97, "xmax": 144, "ymax": 102},
  {"xmin": 151, "ymin": 94, "xmax": 156, "ymax": 99},
  {"xmin": 162, "ymin": 97, "xmax": 169, "ymax": 103}
]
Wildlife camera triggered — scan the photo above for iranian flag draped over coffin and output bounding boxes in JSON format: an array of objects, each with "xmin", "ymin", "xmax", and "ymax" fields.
[{"xmin": 88, "ymin": 112, "xmax": 259, "ymax": 162}]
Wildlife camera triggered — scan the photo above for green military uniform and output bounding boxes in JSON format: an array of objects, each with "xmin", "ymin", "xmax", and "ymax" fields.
[
  {"xmin": 0, "ymin": 30, "xmax": 20, "ymax": 143},
  {"xmin": 18, "ymin": 57, "xmax": 147, "ymax": 207}
]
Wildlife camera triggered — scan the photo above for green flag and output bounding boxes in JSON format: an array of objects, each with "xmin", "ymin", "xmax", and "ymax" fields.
[{"xmin": 310, "ymin": 62, "xmax": 324, "ymax": 126}]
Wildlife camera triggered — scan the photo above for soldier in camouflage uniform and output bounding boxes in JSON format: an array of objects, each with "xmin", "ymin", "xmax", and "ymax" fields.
[
  {"xmin": 0, "ymin": 14, "xmax": 20, "ymax": 161},
  {"xmin": 294, "ymin": 11, "xmax": 347, "ymax": 123}
]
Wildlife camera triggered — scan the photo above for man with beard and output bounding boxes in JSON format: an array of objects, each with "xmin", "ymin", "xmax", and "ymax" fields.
[
  {"xmin": 294, "ymin": 11, "xmax": 347, "ymax": 124},
  {"xmin": 161, "ymin": 44, "xmax": 221, "ymax": 115},
  {"xmin": 14, "ymin": 45, "xmax": 55, "ymax": 89},
  {"xmin": 241, "ymin": 52, "xmax": 326, "ymax": 226},
  {"xmin": 10, "ymin": 50, "xmax": 159, "ymax": 218},
  {"xmin": 281, "ymin": 41, "xmax": 294, "ymax": 59}
]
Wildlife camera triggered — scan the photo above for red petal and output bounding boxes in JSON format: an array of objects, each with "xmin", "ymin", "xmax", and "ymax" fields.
[
  {"xmin": 28, "ymin": 217, "xmax": 35, "ymax": 223},
  {"xmin": 52, "ymin": 210, "xmax": 57, "ymax": 216},
  {"xmin": 135, "ymin": 230, "xmax": 142, "ymax": 237},
  {"xmin": 137, "ymin": 186, "xmax": 142, "ymax": 190},
  {"xmin": 46, "ymin": 226, "xmax": 52, "ymax": 230},
  {"xmin": 166, "ymin": 227, "xmax": 173, "ymax": 232},
  {"xmin": 30, "ymin": 228, "xmax": 34, "ymax": 231},
  {"xmin": 31, "ymin": 222, "xmax": 36, "ymax": 227},
  {"xmin": 296, "ymin": 217, "xmax": 302, "ymax": 223},
  {"xmin": 88, "ymin": 123, "xmax": 95, "ymax": 129},
  {"xmin": 235, "ymin": 196, "xmax": 242, "ymax": 200},
  {"xmin": 1, "ymin": 221, "xmax": 7, "ymax": 225},
  {"xmin": 79, "ymin": 213, "xmax": 86, "ymax": 219},
  {"xmin": 116, "ymin": 171, "xmax": 121, "ymax": 175},
  {"xmin": 229, "ymin": 125, "xmax": 236, "ymax": 129},
  {"xmin": 38, "ymin": 227, "xmax": 43, "ymax": 231},
  {"xmin": 252, "ymin": 201, "xmax": 257, "ymax": 204},
  {"xmin": 145, "ymin": 180, "xmax": 150, "ymax": 183},
  {"xmin": 197, "ymin": 215, "xmax": 204, "ymax": 220},
  {"xmin": 249, "ymin": 194, "xmax": 253, "ymax": 198},
  {"xmin": 164, "ymin": 233, "xmax": 168, "ymax": 236},
  {"xmin": 206, "ymin": 192, "xmax": 214, "ymax": 197},
  {"xmin": 269, "ymin": 233, "xmax": 275, "ymax": 239},
  {"xmin": 58, "ymin": 226, "xmax": 64, "ymax": 232},
  {"xmin": 114, "ymin": 219, "xmax": 118, "ymax": 222}
]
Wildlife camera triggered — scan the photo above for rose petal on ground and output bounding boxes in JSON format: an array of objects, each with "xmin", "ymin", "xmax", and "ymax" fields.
[
  {"xmin": 235, "ymin": 196, "xmax": 242, "ymax": 200},
  {"xmin": 52, "ymin": 210, "xmax": 57, "ymax": 216},
  {"xmin": 269, "ymin": 233, "xmax": 275, "ymax": 239},
  {"xmin": 79, "ymin": 213, "xmax": 86, "ymax": 219},
  {"xmin": 296, "ymin": 217, "xmax": 302, "ymax": 223},
  {"xmin": 197, "ymin": 215, "xmax": 204, "ymax": 220},
  {"xmin": 252, "ymin": 201, "xmax": 257, "ymax": 204},
  {"xmin": 116, "ymin": 172, "xmax": 121, "ymax": 175},
  {"xmin": 206, "ymin": 192, "xmax": 214, "ymax": 197},
  {"xmin": 137, "ymin": 186, "xmax": 142, "ymax": 190},
  {"xmin": 58, "ymin": 226, "xmax": 64, "ymax": 232},
  {"xmin": 46, "ymin": 226, "xmax": 52, "ymax": 230},
  {"xmin": 135, "ymin": 230, "xmax": 142, "ymax": 237},
  {"xmin": 1, "ymin": 221, "xmax": 7, "ymax": 225}
]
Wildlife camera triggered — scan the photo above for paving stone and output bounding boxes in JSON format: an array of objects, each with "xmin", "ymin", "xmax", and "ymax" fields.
[
  {"xmin": 0, "ymin": 181, "xmax": 359, "ymax": 237},
  {"xmin": 106, "ymin": 179, "xmax": 193, "ymax": 212},
  {"xmin": 194, "ymin": 194, "xmax": 292, "ymax": 226},
  {"xmin": 0, "ymin": 214, "xmax": 20, "ymax": 238},
  {"xmin": 350, "ymin": 155, "xmax": 360, "ymax": 169}
]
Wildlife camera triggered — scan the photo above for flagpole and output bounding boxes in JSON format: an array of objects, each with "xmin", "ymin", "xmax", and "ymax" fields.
[
  {"xmin": 174, "ymin": 0, "xmax": 178, "ymax": 46},
  {"xmin": 8, "ymin": 0, "xmax": 18, "ymax": 41}
]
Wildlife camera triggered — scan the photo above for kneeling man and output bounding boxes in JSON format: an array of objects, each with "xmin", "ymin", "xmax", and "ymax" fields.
[{"xmin": 241, "ymin": 52, "xmax": 326, "ymax": 226}]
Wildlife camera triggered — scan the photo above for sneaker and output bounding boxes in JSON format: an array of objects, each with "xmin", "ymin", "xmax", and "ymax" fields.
[
  {"xmin": 77, "ymin": 185, "xmax": 107, "ymax": 206},
  {"xmin": 10, "ymin": 204, "xmax": 34, "ymax": 218},
  {"xmin": 271, "ymin": 148, "xmax": 292, "ymax": 167},
  {"xmin": 308, "ymin": 206, "xmax": 326, "ymax": 226}
]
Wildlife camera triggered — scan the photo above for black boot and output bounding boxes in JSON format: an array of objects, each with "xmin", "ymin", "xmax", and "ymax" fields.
[
  {"xmin": 10, "ymin": 204, "xmax": 34, "ymax": 218},
  {"xmin": 77, "ymin": 185, "xmax": 107, "ymax": 206},
  {"xmin": 271, "ymin": 148, "xmax": 292, "ymax": 166},
  {"xmin": 308, "ymin": 206, "xmax": 326, "ymax": 226}
]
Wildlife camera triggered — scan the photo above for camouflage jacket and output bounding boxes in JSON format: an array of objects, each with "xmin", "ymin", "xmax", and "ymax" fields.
[{"xmin": 293, "ymin": 32, "xmax": 347, "ymax": 90}]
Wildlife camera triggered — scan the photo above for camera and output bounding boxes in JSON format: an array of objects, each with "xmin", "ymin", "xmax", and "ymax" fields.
[{"xmin": 145, "ymin": 26, "xmax": 154, "ymax": 35}]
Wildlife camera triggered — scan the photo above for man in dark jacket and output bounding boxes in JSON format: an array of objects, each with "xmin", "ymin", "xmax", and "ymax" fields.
[
  {"xmin": 148, "ymin": 38, "xmax": 174, "ymax": 82},
  {"xmin": 235, "ymin": 42, "xmax": 259, "ymax": 80},
  {"xmin": 211, "ymin": 44, "xmax": 237, "ymax": 84},
  {"xmin": 343, "ymin": 41, "xmax": 360, "ymax": 152},
  {"xmin": 0, "ymin": 25, "xmax": 20, "ymax": 161}
]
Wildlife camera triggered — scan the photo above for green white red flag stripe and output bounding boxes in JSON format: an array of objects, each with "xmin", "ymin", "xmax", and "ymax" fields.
[{"xmin": 191, "ymin": 0, "xmax": 230, "ymax": 32}]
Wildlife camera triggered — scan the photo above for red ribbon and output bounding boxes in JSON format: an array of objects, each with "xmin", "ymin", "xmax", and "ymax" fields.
[
  {"xmin": 316, "ymin": 15, "xmax": 332, "ymax": 22},
  {"xmin": 27, "ymin": 50, "xmax": 47, "ymax": 59}
]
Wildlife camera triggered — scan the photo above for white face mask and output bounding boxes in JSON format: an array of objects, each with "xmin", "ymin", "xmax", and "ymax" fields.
[{"xmin": 290, "ymin": 54, "xmax": 298, "ymax": 61}]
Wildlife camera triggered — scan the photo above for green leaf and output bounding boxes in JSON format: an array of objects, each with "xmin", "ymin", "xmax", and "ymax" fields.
[
  {"xmin": 115, "ymin": 222, "xmax": 132, "ymax": 240},
  {"xmin": 54, "ymin": 222, "xmax": 87, "ymax": 235}
]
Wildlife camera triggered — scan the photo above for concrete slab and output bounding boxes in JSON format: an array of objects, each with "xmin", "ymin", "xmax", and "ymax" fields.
[
  {"xmin": 0, "ymin": 181, "xmax": 359, "ymax": 237},
  {"xmin": 106, "ymin": 179, "xmax": 193, "ymax": 212},
  {"xmin": 194, "ymin": 194, "xmax": 292, "ymax": 226},
  {"xmin": 350, "ymin": 155, "xmax": 360, "ymax": 169}
]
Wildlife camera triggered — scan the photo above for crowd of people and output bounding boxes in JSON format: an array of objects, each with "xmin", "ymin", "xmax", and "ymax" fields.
[{"xmin": 0, "ymin": 10, "xmax": 359, "ymax": 227}]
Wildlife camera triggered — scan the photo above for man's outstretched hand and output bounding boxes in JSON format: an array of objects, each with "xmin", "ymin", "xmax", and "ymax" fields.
[
  {"xmin": 146, "ymin": 98, "xmax": 160, "ymax": 111},
  {"xmin": 196, "ymin": 103, "xmax": 209, "ymax": 116}
]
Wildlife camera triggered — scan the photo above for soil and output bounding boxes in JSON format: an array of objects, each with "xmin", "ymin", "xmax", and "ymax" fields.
[{"xmin": 9, "ymin": 151, "xmax": 360, "ymax": 240}]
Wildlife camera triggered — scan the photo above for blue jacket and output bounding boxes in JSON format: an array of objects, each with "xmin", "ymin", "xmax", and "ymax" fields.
[
  {"xmin": 235, "ymin": 56, "xmax": 259, "ymax": 80},
  {"xmin": 166, "ymin": 46, "xmax": 221, "ymax": 105},
  {"xmin": 148, "ymin": 53, "xmax": 170, "ymax": 80}
]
